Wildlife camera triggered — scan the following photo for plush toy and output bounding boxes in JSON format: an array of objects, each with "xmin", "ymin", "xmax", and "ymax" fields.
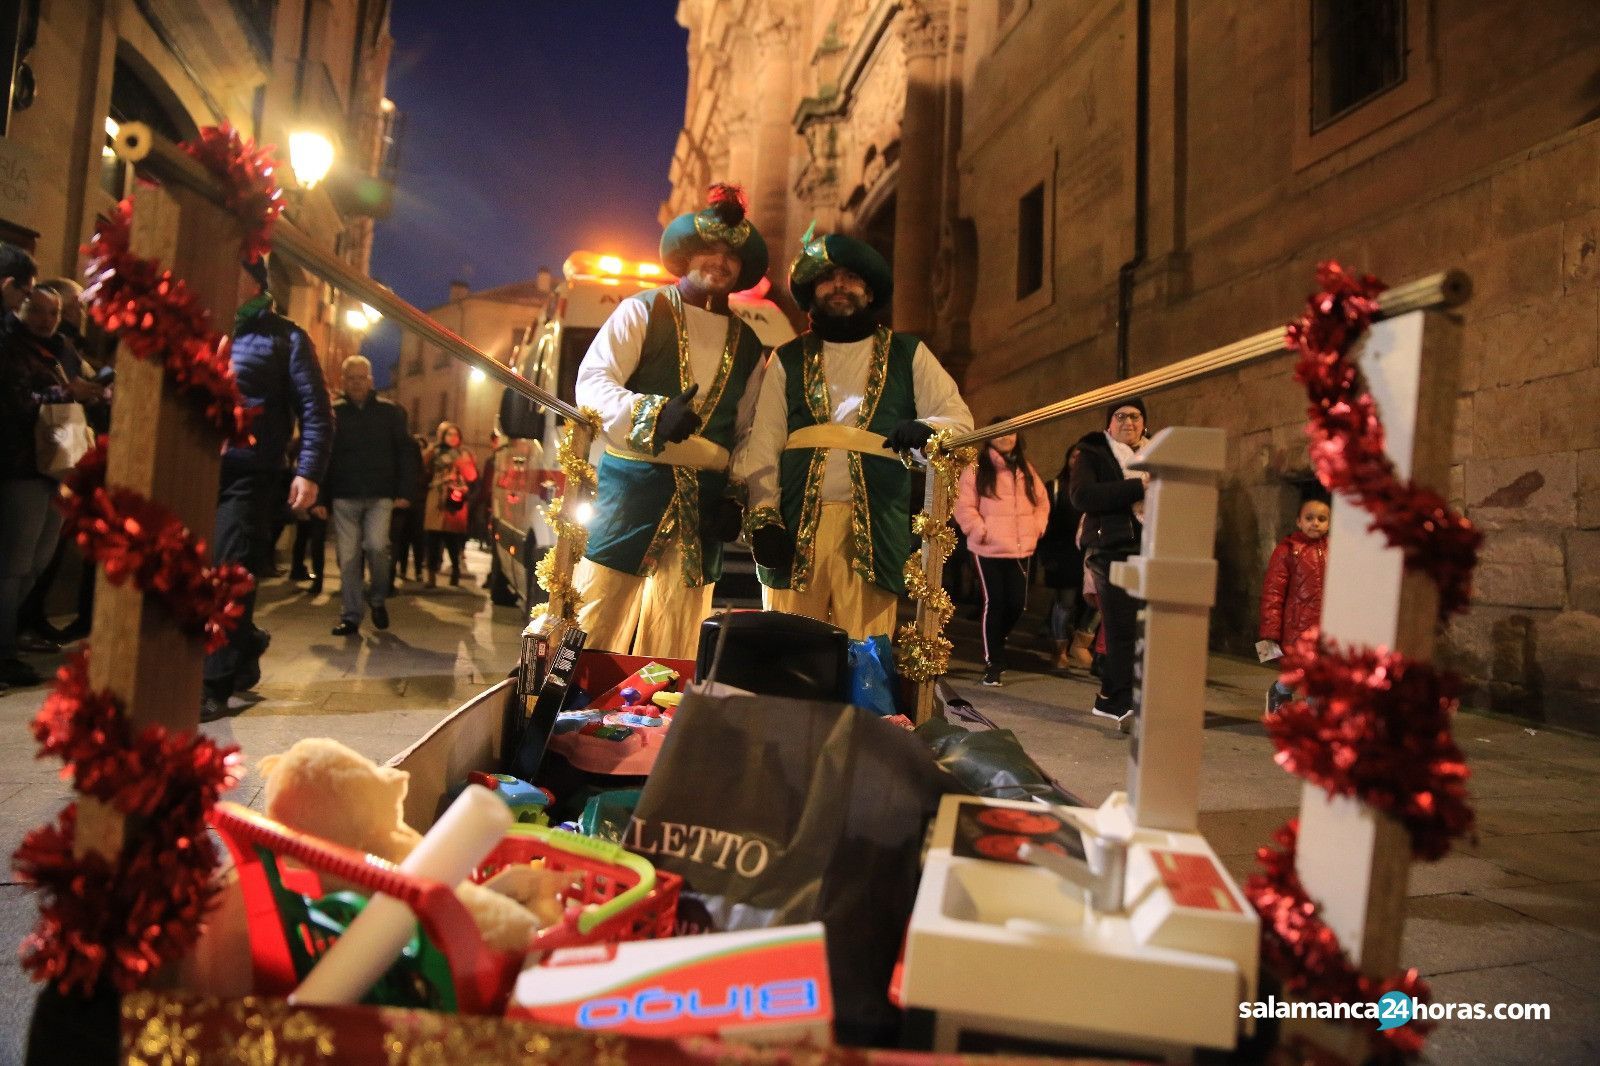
[{"xmin": 256, "ymin": 738, "xmax": 566, "ymax": 953}]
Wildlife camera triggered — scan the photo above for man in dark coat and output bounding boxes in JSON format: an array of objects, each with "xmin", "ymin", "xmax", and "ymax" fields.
[
  {"xmin": 203, "ymin": 258, "xmax": 331, "ymax": 721},
  {"xmin": 323, "ymin": 354, "xmax": 416, "ymax": 635},
  {"xmin": 1067, "ymin": 397, "xmax": 1150, "ymax": 729}
]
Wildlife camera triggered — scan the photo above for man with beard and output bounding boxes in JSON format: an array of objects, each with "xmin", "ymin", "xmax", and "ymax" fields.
[
  {"xmin": 572, "ymin": 184, "xmax": 769, "ymax": 659},
  {"xmin": 736, "ymin": 231, "xmax": 972, "ymax": 639}
]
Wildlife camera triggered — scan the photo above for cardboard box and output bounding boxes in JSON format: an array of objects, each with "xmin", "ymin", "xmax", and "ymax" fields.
[{"xmin": 508, "ymin": 923, "xmax": 832, "ymax": 1044}]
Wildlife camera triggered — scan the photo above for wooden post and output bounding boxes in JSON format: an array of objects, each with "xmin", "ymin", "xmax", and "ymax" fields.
[
  {"xmin": 911, "ymin": 466, "xmax": 955, "ymax": 724},
  {"xmin": 78, "ymin": 180, "xmax": 245, "ymax": 858},
  {"xmin": 1289, "ymin": 307, "xmax": 1464, "ymax": 1056}
]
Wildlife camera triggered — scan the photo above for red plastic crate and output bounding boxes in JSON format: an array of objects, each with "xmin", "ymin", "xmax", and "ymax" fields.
[{"xmin": 211, "ymin": 803, "xmax": 680, "ymax": 1014}]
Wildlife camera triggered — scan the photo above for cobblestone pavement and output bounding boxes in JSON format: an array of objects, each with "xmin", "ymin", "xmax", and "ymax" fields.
[{"xmin": 0, "ymin": 551, "xmax": 1595, "ymax": 1063}]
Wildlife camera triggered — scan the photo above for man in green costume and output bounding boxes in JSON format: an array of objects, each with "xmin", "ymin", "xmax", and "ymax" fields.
[
  {"xmin": 572, "ymin": 184, "xmax": 769, "ymax": 659},
  {"xmin": 735, "ymin": 231, "xmax": 972, "ymax": 639}
]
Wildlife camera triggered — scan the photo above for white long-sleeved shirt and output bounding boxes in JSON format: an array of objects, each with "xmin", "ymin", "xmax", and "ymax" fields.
[
  {"xmin": 734, "ymin": 335, "xmax": 973, "ymax": 512},
  {"xmin": 573, "ymin": 295, "xmax": 765, "ymax": 452}
]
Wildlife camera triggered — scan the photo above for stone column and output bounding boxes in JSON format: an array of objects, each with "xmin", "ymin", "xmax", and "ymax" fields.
[
  {"xmin": 893, "ymin": 1, "xmax": 950, "ymax": 335},
  {"xmin": 750, "ymin": 15, "xmax": 798, "ymax": 265}
]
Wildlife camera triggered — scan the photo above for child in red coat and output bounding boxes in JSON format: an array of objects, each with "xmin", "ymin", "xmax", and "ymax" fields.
[{"xmin": 1258, "ymin": 488, "xmax": 1332, "ymax": 713}]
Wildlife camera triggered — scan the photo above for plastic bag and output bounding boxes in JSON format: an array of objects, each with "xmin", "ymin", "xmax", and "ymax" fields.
[
  {"xmin": 847, "ymin": 635, "xmax": 898, "ymax": 717},
  {"xmin": 914, "ymin": 716, "xmax": 1083, "ymax": 806},
  {"xmin": 625, "ymin": 691, "xmax": 961, "ymax": 1045}
]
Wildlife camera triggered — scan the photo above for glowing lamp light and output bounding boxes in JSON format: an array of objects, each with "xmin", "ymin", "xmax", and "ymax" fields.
[
  {"xmin": 597, "ymin": 255, "xmax": 624, "ymax": 275},
  {"xmin": 104, "ymin": 116, "xmax": 120, "ymax": 138},
  {"xmin": 344, "ymin": 307, "xmax": 371, "ymax": 331},
  {"xmin": 638, "ymin": 262, "xmax": 662, "ymax": 277},
  {"xmin": 288, "ymin": 130, "xmax": 335, "ymax": 190},
  {"xmin": 470, "ymin": 367, "xmax": 486, "ymax": 383},
  {"xmin": 361, "ymin": 302, "xmax": 382, "ymax": 324},
  {"xmin": 575, "ymin": 500, "xmax": 595, "ymax": 526}
]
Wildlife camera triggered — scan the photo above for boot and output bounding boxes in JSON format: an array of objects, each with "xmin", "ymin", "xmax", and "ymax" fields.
[
  {"xmin": 1069, "ymin": 630, "xmax": 1094, "ymax": 668},
  {"xmin": 1053, "ymin": 639, "xmax": 1072, "ymax": 670},
  {"xmin": 425, "ymin": 570, "xmax": 437, "ymax": 589}
]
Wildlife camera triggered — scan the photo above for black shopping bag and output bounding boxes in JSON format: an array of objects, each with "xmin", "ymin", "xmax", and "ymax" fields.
[{"xmin": 624, "ymin": 690, "xmax": 963, "ymax": 1045}]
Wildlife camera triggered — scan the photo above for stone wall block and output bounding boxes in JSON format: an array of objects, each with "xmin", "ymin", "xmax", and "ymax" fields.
[
  {"xmin": 1473, "ymin": 528, "xmax": 1568, "ymax": 609},
  {"xmin": 1490, "ymin": 135, "xmax": 1600, "ymax": 240},
  {"xmin": 1463, "ymin": 451, "xmax": 1577, "ymax": 531},
  {"xmin": 1567, "ymin": 529, "xmax": 1600, "ymax": 614},
  {"xmin": 1463, "ymin": 222, "xmax": 1565, "ymax": 314},
  {"xmin": 1561, "ymin": 207, "xmax": 1600, "ymax": 295},
  {"xmin": 1470, "ymin": 367, "xmax": 1600, "ymax": 459},
  {"xmin": 1542, "ymin": 610, "xmax": 1600, "ymax": 694},
  {"xmin": 1476, "ymin": 289, "xmax": 1599, "ymax": 390},
  {"xmin": 1579, "ymin": 448, "xmax": 1600, "ymax": 528}
]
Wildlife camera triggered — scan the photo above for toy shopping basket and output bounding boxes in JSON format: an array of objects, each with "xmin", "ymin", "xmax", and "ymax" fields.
[{"xmin": 211, "ymin": 802, "xmax": 681, "ymax": 1014}]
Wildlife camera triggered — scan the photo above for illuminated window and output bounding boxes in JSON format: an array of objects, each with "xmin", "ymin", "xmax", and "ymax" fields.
[{"xmin": 1016, "ymin": 183, "xmax": 1045, "ymax": 300}]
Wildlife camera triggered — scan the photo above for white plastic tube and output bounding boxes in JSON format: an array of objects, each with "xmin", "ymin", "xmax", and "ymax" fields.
[{"xmin": 289, "ymin": 783, "xmax": 513, "ymax": 1006}]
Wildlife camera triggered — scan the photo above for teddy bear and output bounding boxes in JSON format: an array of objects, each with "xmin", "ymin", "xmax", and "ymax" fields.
[{"xmin": 255, "ymin": 738, "xmax": 566, "ymax": 953}]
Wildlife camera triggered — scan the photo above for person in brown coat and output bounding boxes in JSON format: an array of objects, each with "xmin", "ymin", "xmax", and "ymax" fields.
[{"xmin": 422, "ymin": 421, "xmax": 477, "ymax": 587}]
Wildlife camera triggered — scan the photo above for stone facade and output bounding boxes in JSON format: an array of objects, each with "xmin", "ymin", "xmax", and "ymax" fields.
[
  {"xmin": 393, "ymin": 279, "xmax": 551, "ymax": 456},
  {"xmin": 0, "ymin": 0, "xmax": 397, "ymax": 380},
  {"xmin": 670, "ymin": 0, "xmax": 1600, "ymax": 730}
]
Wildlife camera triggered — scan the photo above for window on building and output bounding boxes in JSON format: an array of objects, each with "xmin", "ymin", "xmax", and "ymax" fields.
[
  {"xmin": 1310, "ymin": 0, "xmax": 1406, "ymax": 131},
  {"xmin": 407, "ymin": 351, "xmax": 423, "ymax": 376},
  {"xmin": 102, "ymin": 54, "xmax": 198, "ymax": 199},
  {"xmin": 1016, "ymin": 183, "xmax": 1045, "ymax": 300},
  {"xmin": 433, "ymin": 343, "xmax": 450, "ymax": 370}
]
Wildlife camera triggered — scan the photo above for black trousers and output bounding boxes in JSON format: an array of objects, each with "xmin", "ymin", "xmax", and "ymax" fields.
[
  {"xmin": 391, "ymin": 505, "xmax": 426, "ymax": 579},
  {"xmin": 1087, "ymin": 551, "xmax": 1141, "ymax": 715},
  {"xmin": 426, "ymin": 530, "xmax": 465, "ymax": 576},
  {"xmin": 203, "ymin": 465, "xmax": 274, "ymax": 696},
  {"xmin": 291, "ymin": 514, "xmax": 327, "ymax": 578},
  {"xmin": 974, "ymin": 555, "xmax": 1031, "ymax": 671}
]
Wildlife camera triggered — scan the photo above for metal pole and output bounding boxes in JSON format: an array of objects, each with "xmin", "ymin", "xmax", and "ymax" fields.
[
  {"xmin": 110, "ymin": 121, "xmax": 591, "ymax": 426},
  {"xmin": 944, "ymin": 270, "xmax": 1470, "ymax": 451}
]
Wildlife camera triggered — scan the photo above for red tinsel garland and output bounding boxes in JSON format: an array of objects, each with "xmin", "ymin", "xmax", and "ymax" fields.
[
  {"xmin": 1244, "ymin": 262, "xmax": 1482, "ymax": 1060},
  {"xmin": 58, "ymin": 443, "xmax": 253, "ymax": 653},
  {"xmin": 1285, "ymin": 262, "xmax": 1482, "ymax": 620},
  {"xmin": 179, "ymin": 124, "xmax": 285, "ymax": 264},
  {"xmin": 1246, "ymin": 822, "xmax": 1433, "ymax": 1061},
  {"xmin": 13, "ymin": 125, "xmax": 278, "ymax": 998},
  {"xmin": 14, "ymin": 655, "xmax": 240, "ymax": 995},
  {"xmin": 82, "ymin": 199, "xmax": 255, "ymax": 445},
  {"xmin": 1268, "ymin": 635, "xmax": 1475, "ymax": 861}
]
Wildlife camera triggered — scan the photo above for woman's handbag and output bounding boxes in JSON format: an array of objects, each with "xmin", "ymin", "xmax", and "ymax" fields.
[{"xmin": 35, "ymin": 364, "xmax": 96, "ymax": 478}]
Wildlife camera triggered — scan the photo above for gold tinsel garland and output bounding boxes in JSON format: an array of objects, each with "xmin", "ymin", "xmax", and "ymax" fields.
[
  {"xmin": 893, "ymin": 431, "xmax": 975, "ymax": 683},
  {"xmin": 530, "ymin": 410, "xmax": 600, "ymax": 624}
]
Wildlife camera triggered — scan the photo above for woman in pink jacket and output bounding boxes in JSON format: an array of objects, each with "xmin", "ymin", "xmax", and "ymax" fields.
[{"xmin": 955, "ymin": 427, "xmax": 1051, "ymax": 686}]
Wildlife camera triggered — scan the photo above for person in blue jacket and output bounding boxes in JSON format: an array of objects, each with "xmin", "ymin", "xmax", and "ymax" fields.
[{"xmin": 203, "ymin": 256, "xmax": 332, "ymax": 721}]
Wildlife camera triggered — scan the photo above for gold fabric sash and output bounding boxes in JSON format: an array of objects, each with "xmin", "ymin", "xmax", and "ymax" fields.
[
  {"xmin": 606, "ymin": 435, "xmax": 730, "ymax": 472},
  {"xmin": 782, "ymin": 423, "xmax": 888, "ymax": 455}
]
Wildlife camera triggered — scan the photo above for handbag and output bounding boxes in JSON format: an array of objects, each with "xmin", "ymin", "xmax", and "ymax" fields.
[{"xmin": 35, "ymin": 363, "xmax": 96, "ymax": 478}]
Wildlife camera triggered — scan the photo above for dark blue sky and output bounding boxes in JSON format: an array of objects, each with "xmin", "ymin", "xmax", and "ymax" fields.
[{"xmin": 364, "ymin": 1, "xmax": 688, "ymax": 384}]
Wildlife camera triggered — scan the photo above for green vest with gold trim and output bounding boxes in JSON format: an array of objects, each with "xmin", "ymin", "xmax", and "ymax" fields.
[
  {"xmin": 757, "ymin": 328, "xmax": 920, "ymax": 594},
  {"xmin": 584, "ymin": 286, "xmax": 765, "ymax": 585}
]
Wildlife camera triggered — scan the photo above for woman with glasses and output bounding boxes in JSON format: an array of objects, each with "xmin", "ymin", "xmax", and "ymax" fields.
[{"xmin": 1066, "ymin": 399, "xmax": 1151, "ymax": 730}]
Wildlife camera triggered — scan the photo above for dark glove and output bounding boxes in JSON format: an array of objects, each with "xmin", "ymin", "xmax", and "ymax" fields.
[
  {"xmin": 751, "ymin": 525, "xmax": 795, "ymax": 573},
  {"xmin": 700, "ymin": 497, "xmax": 744, "ymax": 543},
  {"xmin": 654, "ymin": 383, "xmax": 701, "ymax": 448},
  {"xmin": 883, "ymin": 419, "xmax": 935, "ymax": 454}
]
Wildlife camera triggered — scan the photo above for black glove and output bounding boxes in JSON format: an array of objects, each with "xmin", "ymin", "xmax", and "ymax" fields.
[
  {"xmin": 751, "ymin": 524, "xmax": 795, "ymax": 573},
  {"xmin": 700, "ymin": 497, "xmax": 744, "ymax": 543},
  {"xmin": 654, "ymin": 383, "xmax": 701, "ymax": 448},
  {"xmin": 882, "ymin": 419, "xmax": 935, "ymax": 454}
]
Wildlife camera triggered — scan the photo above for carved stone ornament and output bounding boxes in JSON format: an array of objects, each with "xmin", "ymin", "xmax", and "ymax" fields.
[{"xmin": 899, "ymin": 0, "xmax": 951, "ymax": 59}]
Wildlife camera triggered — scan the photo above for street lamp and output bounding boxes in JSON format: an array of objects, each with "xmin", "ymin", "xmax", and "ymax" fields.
[
  {"xmin": 288, "ymin": 130, "xmax": 335, "ymax": 190},
  {"xmin": 344, "ymin": 306, "xmax": 372, "ymax": 332}
]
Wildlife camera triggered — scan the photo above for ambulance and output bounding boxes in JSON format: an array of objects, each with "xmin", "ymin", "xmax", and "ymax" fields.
[{"xmin": 491, "ymin": 250, "xmax": 797, "ymax": 610}]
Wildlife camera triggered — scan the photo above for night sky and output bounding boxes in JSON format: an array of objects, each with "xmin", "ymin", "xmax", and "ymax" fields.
[{"xmin": 364, "ymin": 1, "xmax": 688, "ymax": 385}]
